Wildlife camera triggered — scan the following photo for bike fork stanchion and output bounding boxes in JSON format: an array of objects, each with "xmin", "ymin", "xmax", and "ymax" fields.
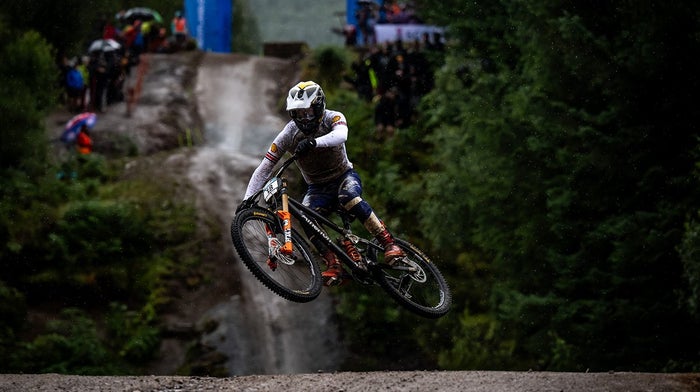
[{"xmin": 277, "ymin": 179, "xmax": 293, "ymax": 255}]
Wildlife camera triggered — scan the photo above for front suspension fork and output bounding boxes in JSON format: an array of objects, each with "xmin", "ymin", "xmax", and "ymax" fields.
[{"xmin": 275, "ymin": 179, "xmax": 293, "ymax": 255}]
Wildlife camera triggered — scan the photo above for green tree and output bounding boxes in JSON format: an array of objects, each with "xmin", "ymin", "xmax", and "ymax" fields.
[
  {"xmin": 233, "ymin": 0, "xmax": 262, "ymax": 54},
  {"xmin": 409, "ymin": 0, "xmax": 700, "ymax": 370},
  {"xmin": 0, "ymin": 26, "xmax": 57, "ymax": 171}
]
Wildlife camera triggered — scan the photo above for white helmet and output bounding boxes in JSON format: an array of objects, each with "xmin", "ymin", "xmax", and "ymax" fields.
[{"xmin": 286, "ymin": 81, "xmax": 326, "ymax": 134}]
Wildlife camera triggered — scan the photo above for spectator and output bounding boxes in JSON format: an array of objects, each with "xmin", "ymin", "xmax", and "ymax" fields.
[
  {"xmin": 171, "ymin": 11, "xmax": 188, "ymax": 49},
  {"xmin": 431, "ymin": 32, "xmax": 445, "ymax": 52},
  {"xmin": 65, "ymin": 58, "xmax": 85, "ymax": 113},
  {"xmin": 75, "ymin": 126, "xmax": 93, "ymax": 155},
  {"xmin": 347, "ymin": 56, "xmax": 374, "ymax": 101},
  {"xmin": 346, "ymin": 34, "xmax": 443, "ymax": 135},
  {"xmin": 140, "ymin": 19, "xmax": 154, "ymax": 52},
  {"xmin": 355, "ymin": 1, "xmax": 378, "ymax": 46},
  {"xmin": 406, "ymin": 39, "xmax": 432, "ymax": 98},
  {"xmin": 383, "ymin": 0, "xmax": 402, "ymax": 23},
  {"xmin": 374, "ymin": 87, "xmax": 398, "ymax": 137},
  {"xmin": 88, "ymin": 50, "xmax": 113, "ymax": 112},
  {"xmin": 77, "ymin": 56, "xmax": 90, "ymax": 110},
  {"xmin": 343, "ymin": 24, "xmax": 357, "ymax": 47},
  {"xmin": 122, "ymin": 19, "xmax": 144, "ymax": 65},
  {"xmin": 103, "ymin": 18, "xmax": 118, "ymax": 40},
  {"xmin": 367, "ymin": 43, "xmax": 392, "ymax": 95},
  {"xmin": 149, "ymin": 27, "xmax": 170, "ymax": 53},
  {"xmin": 384, "ymin": 1, "xmax": 421, "ymax": 24},
  {"xmin": 389, "ymin": 54, "xmax": 413, "ymax": 127}
]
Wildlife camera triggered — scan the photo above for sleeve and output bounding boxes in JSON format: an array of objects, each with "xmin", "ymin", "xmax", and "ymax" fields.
[
  {"xmin": 243, "ymin": 158, "xmax": 276, "ymax": 200},
  {"xmin": 315, "ymin": 113, "xmax": 348, "ymax": 148},
  {"xmin": 242, "ymin": 128, "xmax": 290, "ymax": 199}
]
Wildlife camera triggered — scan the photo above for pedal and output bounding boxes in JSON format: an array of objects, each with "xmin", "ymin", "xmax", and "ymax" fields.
[
  {"xmin": 324, "ymin": 276, "xmax": 341, "ymax": 287},
  {"xmin": 323, "ymin": 272, "xmax": 352, "ymax": 287}
]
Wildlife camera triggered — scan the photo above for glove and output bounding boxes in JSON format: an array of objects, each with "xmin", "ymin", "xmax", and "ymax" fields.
[
  {"xmin": 294, "ymin": 138, "xmax": 317, "ymax": 156},
  {"xmin": 236, "ymin": 199, "xmax": 254, "ymax": 214}
]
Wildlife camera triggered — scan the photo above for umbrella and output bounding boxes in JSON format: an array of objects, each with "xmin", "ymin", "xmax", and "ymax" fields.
[
  {"xmin": 88, "ymin": 38, "xmax": 121, "ymax": 53},
  {"xmin": 124, "ymin": 7, "xmax": 163, "ymax": 23},
  {"xmin": 61, "ymin": 112, "xmax": 97, "ymax": 144}
]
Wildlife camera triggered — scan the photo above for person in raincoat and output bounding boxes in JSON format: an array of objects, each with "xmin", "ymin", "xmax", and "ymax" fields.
[
  {"xmin": 57, "ymin": 113, "xmax": 96, "ymax": 179},
  {"xmin": 75, "ymin": 125, "xmax": 93, "ymax": 155},
  {"xmin": 171, "ymin": 11, "xmax": 188, "ymax": 48}
]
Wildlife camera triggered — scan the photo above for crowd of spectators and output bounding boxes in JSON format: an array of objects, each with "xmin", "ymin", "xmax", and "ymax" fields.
[
  {"xmin": 58, "ymin": 9, "xmax": 191, "ymax": 114},
  {"xmin": 59, "ymin": 1, "xmax": 439, "ymax": 140},
  {"xmin": 340, "ymin": 1, "xmax": 447, "ymax": 138},
  {"xmin": 346, "ymin": 0, "xmax": 421, "ymax": 46},
  {"xmin": 345, "ymin": 11, "xmax": 445, "ymax": 138}
]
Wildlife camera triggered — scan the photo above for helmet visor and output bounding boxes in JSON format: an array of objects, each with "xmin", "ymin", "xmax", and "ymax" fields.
[{"xmin": 289, "ymin": 107, "xmax": 316, "ymax": 121}]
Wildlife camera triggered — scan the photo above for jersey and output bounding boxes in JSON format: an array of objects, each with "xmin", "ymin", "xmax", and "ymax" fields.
[{"xmin": 243, "ymin": 109, "xmax": 353, "ymax": 199}]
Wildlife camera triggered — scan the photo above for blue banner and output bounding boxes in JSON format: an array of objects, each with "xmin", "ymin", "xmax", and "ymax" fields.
[
  {"xmin": 184, "ymin": 0, "xmax": 233, "ymax": 53},
  {"xmin": 346, "ymin": 0, "xmax": 359, "ymax": 26}
]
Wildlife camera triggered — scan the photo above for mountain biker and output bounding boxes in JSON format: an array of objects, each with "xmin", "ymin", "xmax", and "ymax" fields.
[{"xmin": 238, "ymin": 80, "xmax": 404, "ymax": 286}]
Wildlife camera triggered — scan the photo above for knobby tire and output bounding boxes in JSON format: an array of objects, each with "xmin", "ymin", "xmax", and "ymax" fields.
[
  {"xmin": 231, "ymin": 207, "xmax": 322, "ymax": 303},
  {"xmin": 370, "ymin": 238, "xmax": 452, "ymax": 318}
]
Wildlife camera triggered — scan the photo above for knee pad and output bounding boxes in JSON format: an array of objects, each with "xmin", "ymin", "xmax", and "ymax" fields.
[{"xmin": 342, "ymin": 196, "xmax": 373, "ymax": 222}]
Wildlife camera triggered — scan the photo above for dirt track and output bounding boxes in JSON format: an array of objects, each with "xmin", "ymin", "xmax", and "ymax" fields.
[{"xmin": 1, "ymin": 371, "xmax": 699, "ymax": 391}]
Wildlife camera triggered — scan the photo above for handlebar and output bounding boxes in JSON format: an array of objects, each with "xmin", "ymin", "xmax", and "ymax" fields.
[
  {"xmin": 273, "ymin": 153, "xmax": 298, "ymax": 179},
  {"xmin": 245, "ymin": 154, "xmax": 298, "ymax": 208}
]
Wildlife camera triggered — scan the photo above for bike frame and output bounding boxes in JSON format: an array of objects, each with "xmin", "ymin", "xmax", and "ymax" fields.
[
  {"xmin": 286, "ymin": 197, "xmax": 383, "ymax": 274},
  {"xmin": 254, "ymin": 154, "xmax": 383, "ymax": 276}
]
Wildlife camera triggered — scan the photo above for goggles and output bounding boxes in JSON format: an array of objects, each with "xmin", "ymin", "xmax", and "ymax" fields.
[{"xmin": 289, "ymin": 107, "xmax": 316, "ymax": 121}]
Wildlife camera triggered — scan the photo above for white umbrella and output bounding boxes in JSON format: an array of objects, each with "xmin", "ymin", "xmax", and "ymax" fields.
[{"xmin": 88, "ymin": 39, "xmax": 122, "ymax": 53}]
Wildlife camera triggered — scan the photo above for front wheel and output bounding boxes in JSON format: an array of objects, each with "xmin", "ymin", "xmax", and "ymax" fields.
[
  {"xmin": 231, "ymin": 207, "xmax": 322, "ymax": 302},
  {"xmin": 369, "ymin": 238, "xmax": 451, "ymax": 318}
]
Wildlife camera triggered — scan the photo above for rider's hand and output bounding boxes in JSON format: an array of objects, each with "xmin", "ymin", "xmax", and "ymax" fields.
[{"xmin": 294, "ymin": 138, "xmax": 317, "ymax": 157}]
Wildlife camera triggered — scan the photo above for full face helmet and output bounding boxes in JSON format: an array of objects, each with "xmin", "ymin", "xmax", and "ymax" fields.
[{"xmin": 286, "ymin": 81, "xmax": 326, "ymax": 134}]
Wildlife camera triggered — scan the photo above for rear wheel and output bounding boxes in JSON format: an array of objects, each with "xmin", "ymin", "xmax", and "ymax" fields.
[
  {"xmin": 369, "ymin": 238, "xmax": 451, "ymax": 318},
  {"xmin": 231, "ymin": 207, "xmax": 322, "ymax": 302}
]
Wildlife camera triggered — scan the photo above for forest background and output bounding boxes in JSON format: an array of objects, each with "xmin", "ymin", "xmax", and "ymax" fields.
[{"xmin": 1, "ymin": 0, "xmax": 700, "ymax": 374}]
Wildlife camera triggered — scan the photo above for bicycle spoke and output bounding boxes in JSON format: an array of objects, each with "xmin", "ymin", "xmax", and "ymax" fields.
[
  {"xmin": 231, "ymin": 208, "xmax": 322, "ymax": 302},
  {"xmin": 371, "ymin": 238, "xmax": 451, "ymax": 318}
]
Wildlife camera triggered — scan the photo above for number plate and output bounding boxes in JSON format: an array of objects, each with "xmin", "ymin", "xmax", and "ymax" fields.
[{"xmin": 263, "ymin": 178, "xmax": 280, "ymax": 202}]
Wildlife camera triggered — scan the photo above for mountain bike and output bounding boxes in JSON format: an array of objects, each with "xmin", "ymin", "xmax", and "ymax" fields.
[{"xmin": 230, "ymin": 154, "xmax": 451, "ymax": 318}]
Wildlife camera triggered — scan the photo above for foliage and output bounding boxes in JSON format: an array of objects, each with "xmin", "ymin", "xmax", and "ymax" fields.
[
  {"xmin": 334, "ymin": 283, "xmax": 447, "ymax": 371},
  {"xmin": 302, "ymin": 45, "xmax": 351, "ymax": 92},
  {"xmin": 0, "ymin": 0, "xmax": 217, "ymax": 376},
  {"xmin": 328, "ymin": 0, "xmax": 700, "ymax": 373},
  {"xmin": 13, "ymin": 308, "xmax": 129, "ymax": 374},
  {"xmin": 0, "ymin": 281, "xmax": 27, "ymax": 367},
  {"xmin": 679, "ymin": 212, "xmax": 700, "ymax": 320},
  {"xmin": 0, "ymin": 26, "xmax": 57, "ymax": 171},
  {"xmin": 232, "ymin": 0, "xmax": 262, "ymax": 54},
  {"xmin": 0, "ymin": 151, "xmax": 199, "ymax": 373},
  {"xmin": 400, "ymin": 0, "xmax": 700, "ymax": 371},
  {"xmin": 106, "ymin": 302, "xmax": 161, "ymax": 362}
]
